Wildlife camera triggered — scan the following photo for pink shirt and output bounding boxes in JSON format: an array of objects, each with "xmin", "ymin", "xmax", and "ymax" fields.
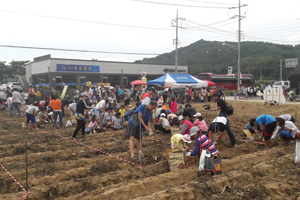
[
  {"xmin": 88, "ymin": 121, "xmax": 97, "ymax": 127},
  {"xmin": 194, "ymin": 119, "xmax": 208, "ymax": 131},
  {"xmin": 170, "ymin": 102, "xmax": 178, "ymax": 114}
]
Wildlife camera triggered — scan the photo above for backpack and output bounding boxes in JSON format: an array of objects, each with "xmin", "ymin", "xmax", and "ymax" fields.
[
  {"xmin": 226, "ymin": 103, "xmax": 234, "ymax": 115},
  {"xmin": 124, "ymin": 109, "xmax": 135, "ymax": 121},
  {"xmin": 129, "ymin": 105, "xmax": 148, "ymax": 127}
]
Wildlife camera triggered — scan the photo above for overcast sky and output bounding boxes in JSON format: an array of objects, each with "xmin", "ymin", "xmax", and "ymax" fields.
[{"xmin": 0, "ymin": 0, "xmax": 300, "ymax": 63}]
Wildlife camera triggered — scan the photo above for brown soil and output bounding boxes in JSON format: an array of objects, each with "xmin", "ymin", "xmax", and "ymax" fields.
[{"xmin": 1, "ymin": 100, "xmax": 300, "ymax": 199}]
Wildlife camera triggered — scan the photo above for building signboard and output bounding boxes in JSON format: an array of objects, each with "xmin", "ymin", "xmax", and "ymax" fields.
[{"xmin": 56, "ymin": 64, "xmax": 100, "ymax": 72}]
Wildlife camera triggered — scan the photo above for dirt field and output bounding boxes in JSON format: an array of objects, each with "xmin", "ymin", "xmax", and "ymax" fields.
[{"xmin": 1, "ymin": 100, "xmax": 300, "ymax": 200}]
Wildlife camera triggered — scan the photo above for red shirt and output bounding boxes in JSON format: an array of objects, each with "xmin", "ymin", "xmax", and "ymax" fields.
[{"xmin": 142, "ymin": 92, "xmax": 150, "ymax": 100}]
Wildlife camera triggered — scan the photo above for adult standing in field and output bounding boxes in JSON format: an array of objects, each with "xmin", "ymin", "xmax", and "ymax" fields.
[
  {"xmin": 36, "ymin": 87, "xmax": 42, "ymax": 101},
  {"xmin": 127, "ymin": 101, "xmax": 157, "ymax": 160},
  {"xmin": 168, "ymin": 89, "xmax": 175, "ymax": 108},
  {"xmin": 85, "ymin": 87, "xmax": 93, "ymax": 101},
  {"xmin": 51, "ymin": 87, "xmax": 56, "ymax": 99},
  {"xmin": 251, "ymin": 114, "xmax": 277, "ymax": 147},
  {"xmin": 43, "ymin": 88, "xmax": 50, "ymax": 103},
  {"xmin": 48, "ymin": 96, "xmax": 63, "ymax": 128},
  {"xmin": 60, "ymin": 97, "xmax": 72, "ymax": 117},
  {"xmin": 72, "ymin": 93, "xmax": 91, "ymax": 140},
  {"xmin": 202, "ymin": 87, "xmax": 207, "ymax": 103},
  {"xmin": 211, "ymin": 93, "xmax": 228, "ymax": 117},
  {"xmin": 141, "ymin": 87, "xmax": 155, "ymax": 105},
  {"xmin": 9, "ymin": 88, "xmax": 23, "ymax": 117},
  {"xmin": 124, "ymin": 86, "xmax": 131, "ymax": 106},
  {"xmin": 209, "ymin": 116, "xmax": 237, "ymax": 147},
  {"xmin": 29, "ymin": 85, "xmax": 36, "ymax": 102}
]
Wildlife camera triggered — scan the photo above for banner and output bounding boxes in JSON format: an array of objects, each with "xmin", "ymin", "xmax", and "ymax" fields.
[
  {"xmin": 97, "ymin": 83, "xmax": 111, "ymax": 86},
  {"xmin": 56, "ymin": 64, "xmax": 100, "ymax": 72},
  {"xmin": 86, "ymin": 82, "xmax": 92, "ymax": 87},
  {"xmin": 60, "ymin": 85, "xmax": 68, "ymax": 99}
]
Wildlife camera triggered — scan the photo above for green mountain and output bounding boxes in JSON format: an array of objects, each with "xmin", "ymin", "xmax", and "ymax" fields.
[{"xmin": 137, "ymin": 39, "xmax": 300, "ymax": 80}]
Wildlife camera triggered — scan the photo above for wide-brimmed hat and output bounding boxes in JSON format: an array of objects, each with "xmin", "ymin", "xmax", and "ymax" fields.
[
  {"xmin": 181, "ymin": 134, "xmax": 192, "ymax": 143},
  {"xmin": 190, "ymin": 127, "xmax": 200, "ymax": 136}
]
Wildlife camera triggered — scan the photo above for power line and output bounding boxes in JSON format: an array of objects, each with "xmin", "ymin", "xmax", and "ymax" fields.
[
  {"xmin": 244, "ymin": 22, "xmax": 300, "ymax": 34},
  {"xmin": 127, "ymin": 0, "xmax": 230, "ymax": 8},
  {"xmin": 0, "ymin": 9, "xmax": 173, "ymax": 31},
  {"xmin": 0, "ymin": 45, "xmax": 160, "ymax": 55},
  {"xmin": 182, "ymin": 0, "xmax": 236, "ymax": 5},
  {"xmin": 246, "ymin": 18, "xmax": 300, "ymax": 21}
]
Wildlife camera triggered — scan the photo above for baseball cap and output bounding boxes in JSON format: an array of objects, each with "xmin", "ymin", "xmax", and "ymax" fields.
[
  {"xmin": 181, "ymin": 134, "xmax": 192, "ymax": 143},
  {"xmin": 178, "ymin": 115, "xmax": 184, "ymax": 121},
  {"xmin": 160, "ymin": 113, "xmax": 166, "ymax": 118},
  {"xmin": 190, "ymin": 127, "xmax": 200, "ymax": 136},
  {"xmin": 108, "ymin": 97, "xmax": 113, "ymax": 103},
  {"xmin": 148, "ymin": 88, "xmax": 156, "ymax": 92},
  {"xmin": 193, "ymin": 113, "xmax": 202, "ymax": 117}
]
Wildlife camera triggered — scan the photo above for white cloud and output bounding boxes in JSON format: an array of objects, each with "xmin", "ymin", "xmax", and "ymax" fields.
[
  {"xmin": 286, "ymin": 32, "xmax": 300, "ymax": 42},
  {"xmin": 283, "ymin": 32, "xmax": 294, "ymax": 36}
]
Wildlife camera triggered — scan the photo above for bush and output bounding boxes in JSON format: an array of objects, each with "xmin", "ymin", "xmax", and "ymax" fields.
[{"xmin": 225, "ymin": 90, "xmax": 238, "ymax": 96}]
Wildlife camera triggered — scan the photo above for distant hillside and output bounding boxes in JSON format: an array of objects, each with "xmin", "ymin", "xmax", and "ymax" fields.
[{"xmin": 137, "ymin": 40, "xmax": 300, "ymax": 80}]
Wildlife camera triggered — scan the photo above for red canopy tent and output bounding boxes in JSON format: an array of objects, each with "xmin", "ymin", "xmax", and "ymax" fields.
[
  {"xmin": 130, "ymin": 80, "xmax": 147, "ymax": 85},
  {"xmin": 204, "ymin": 80, "xmax": 216, "ymax": 87}
]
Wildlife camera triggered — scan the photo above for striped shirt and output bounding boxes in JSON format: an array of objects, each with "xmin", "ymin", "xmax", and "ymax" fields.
[{"xmin": 191, "ymin": 135, "xmax": 219, "ymax": 156}]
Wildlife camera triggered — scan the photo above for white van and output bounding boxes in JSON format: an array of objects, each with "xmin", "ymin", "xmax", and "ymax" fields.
[{"xmin": 273, "ymin": 81, "xmax": 290, "ymax": 90}]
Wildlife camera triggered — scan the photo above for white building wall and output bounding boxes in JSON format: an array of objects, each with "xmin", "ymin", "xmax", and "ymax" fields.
[
  {"xmin": 31, "ymin": 60, "xmax": 51, "ymax": 74},
  {"xmin": 48, "ymin": 59, "xmax": 187, "ymax": 75}
]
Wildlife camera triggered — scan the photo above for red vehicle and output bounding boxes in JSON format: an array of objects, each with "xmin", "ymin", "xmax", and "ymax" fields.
[{"xmin": 198, "ymin": 73, "xmax": 255, "ymax": 90}]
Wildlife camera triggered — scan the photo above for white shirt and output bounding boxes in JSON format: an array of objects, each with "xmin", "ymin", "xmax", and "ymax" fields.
[
  {"xmin": 278, "ymin": 114, "xmax": 292, "ymax": 121},
  {"xmin": 272, "ymin": 121, "xmax": 299, "ymax": 139},
  {"xmin": 24, "ymin": 93, "xmax": 29, "ymax": 100},
  {"xmin": 26, "ymin": 106, "xmax": 38, "ymax": 114},
  {"xmin": 142, "ymin": 96, "xmax": 151, "ymax": 105},
  {"xmin": 160, "ymin": 117, "xmax": 170, "ymax": 127},
  {"xmin": 212, "ymin": 117, "xmax": 227, "ymax": 125},
  {"xmin": 95, "ymin": 100, "xmax": 107, "ymax": 110}
]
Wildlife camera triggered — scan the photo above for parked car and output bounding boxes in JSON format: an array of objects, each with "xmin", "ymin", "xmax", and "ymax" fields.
[
  {"xmin": 6, "ymin": 82, "xmax": 23, "ymax": 92},
  {"xmin": 273, "ymin": 81, "xmax": 290, "ymax": 90}
]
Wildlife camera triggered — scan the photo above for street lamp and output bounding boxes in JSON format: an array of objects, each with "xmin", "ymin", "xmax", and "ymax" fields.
[{"xmin": 222, "ymin": 43, "xmax": 240, "ymax": 89}]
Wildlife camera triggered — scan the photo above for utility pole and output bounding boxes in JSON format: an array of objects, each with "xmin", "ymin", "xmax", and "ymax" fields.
[
  {"xmin": 230, "ymin": 1, "xmax": 247, "ymax": 89},
  {"xmin": 238, "ymin": 0, "xmax": 241, "ymax": 89},
  {"xmin": 280, "ymin": 59, "xmax": 282, "ymax": 81},
  {"xmin": 171, "ymin": 10, "xmax": 185, "ymax": 74},
  {"xmin": 175, "ymin": 9, "xmax": 178, "ymax": 73}
]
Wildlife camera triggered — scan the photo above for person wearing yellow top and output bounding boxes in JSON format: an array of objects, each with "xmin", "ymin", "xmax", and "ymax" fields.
[
  {"xmin": 119, "ymin": 105, "xmax": 126, "ymax": 122},
  {"xmin": 36, "ymin": 87, "xmax": 42, "ymax": 101},
  {"xmin": 171, "ymin": 134, "xmax": 191, "ymax": 152}
]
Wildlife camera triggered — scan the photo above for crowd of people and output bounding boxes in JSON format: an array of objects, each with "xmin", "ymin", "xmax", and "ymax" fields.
[{"xmin": 1, "ymin": 84, "xmax": 298, "ymax": 169}]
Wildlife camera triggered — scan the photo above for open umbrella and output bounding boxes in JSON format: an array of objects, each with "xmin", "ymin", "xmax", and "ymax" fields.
[
  {"xmin": 130, "ymin": 80, "xmax": 147, "ymax": 85},
  {"xmin": 204, "ymin": 80, "xmax": 216, "ymax": 87}
]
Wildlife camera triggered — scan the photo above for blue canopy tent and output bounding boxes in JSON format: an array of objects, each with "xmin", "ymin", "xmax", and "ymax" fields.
[{"xmin": 147, "ymin": 73, "xmax": 208, "ymax": 88}]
